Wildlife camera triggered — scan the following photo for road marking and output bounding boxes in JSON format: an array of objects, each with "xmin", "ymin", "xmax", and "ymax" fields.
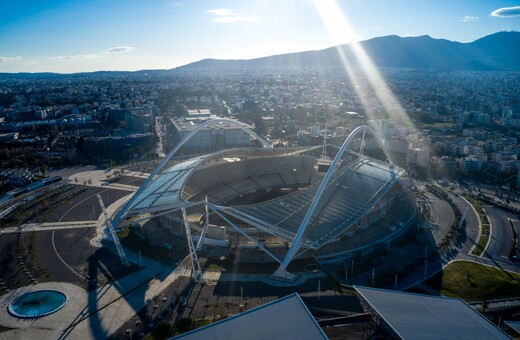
[{"xmin": 51, "ymin": 188, "xmax": 112, "ymax": 281}]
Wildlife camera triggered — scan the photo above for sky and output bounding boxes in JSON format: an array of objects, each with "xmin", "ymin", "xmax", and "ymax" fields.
[{"xmin": 1, "ymin": 0, "xmax": 520, "ymax": 73}]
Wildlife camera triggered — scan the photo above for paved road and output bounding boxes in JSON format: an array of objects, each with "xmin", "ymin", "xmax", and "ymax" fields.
[
  {"xmin": 484, "ymin": 206, "xmax": 514, "ymax": 261},
  {"xmin": 451, "ymin": 195, "xmax": 481, "ymax": 254},
  {"xmin": 425, "ymin": 184, "xmax": 481, "ymax": 254},
  {"xmin": 380, "ymin": 181, "xmax": 482, "ymax": 291},
  {"xmin": 511, "ymin": 218, "xmax": 520, "ymax": 259},
  {"xmin": 391, "ymin": 190, "xmax": 520, "ymax": 291},
  {"xmin": 427, "ymin": 192, "xmax": 454, "ymax": 242}
]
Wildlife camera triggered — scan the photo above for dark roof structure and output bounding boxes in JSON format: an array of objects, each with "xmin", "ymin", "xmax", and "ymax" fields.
[
  {"xmin": 355, "ymin": 286, "xmax": 511, "ymax": 340},
  {"xmin": 172, "ymin": 293, "xmax": 327, "ymax": 340},
  {"xmin": 504, "ymin": 321, "xmax": 520, "ymax": 335}
]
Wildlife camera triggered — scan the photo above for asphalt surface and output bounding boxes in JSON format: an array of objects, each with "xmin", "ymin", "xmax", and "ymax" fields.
[
  {"xmin": 450, "ymin": 195, "xmax": 481, "ymax": 254},
  {"xmin": 512, "ymin": 218, "xmax": 520, "ymax": 259},
  {"xmin": 36, "ymin": 229, "xmax": 94, "ymax": 285},
  {"xmin": 46, "ymin": 186, "xmax": 131, "ymax": 222},
  {"xmin": 485, "ymin": 206, "xmax": 515, "ymax": 261},
  {"xmin": 427, "ymin": 192, "xmax": 455, "ymax": 242}
]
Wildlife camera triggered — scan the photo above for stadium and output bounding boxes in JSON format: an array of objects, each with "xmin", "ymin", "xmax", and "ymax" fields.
[{"xmin": 113, "ymin": 119, "xmax": 416, "ymax": 281}]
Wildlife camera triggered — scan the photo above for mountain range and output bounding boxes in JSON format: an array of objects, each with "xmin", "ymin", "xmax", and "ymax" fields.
[
  {"xmin": 177, "ymin": 31, "xmax": 520, "ymax": 72},
  {"xmin": 1, "ymin": 31, "xmax": 519, "ymax": 78}
]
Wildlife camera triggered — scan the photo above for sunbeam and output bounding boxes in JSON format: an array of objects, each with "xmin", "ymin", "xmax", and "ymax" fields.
[{"xmin": 313, "ymin": 0, "xmax": 413, "ymax": 128}]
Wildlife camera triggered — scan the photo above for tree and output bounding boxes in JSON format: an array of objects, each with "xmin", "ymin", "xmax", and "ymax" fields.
[
  {"xmin": 40, "ymin": 163, "xmax": 48, "ymax": 177},
  {"xmin": 252, "ymin": 116, "xmax": 267, "ymax": 136}
]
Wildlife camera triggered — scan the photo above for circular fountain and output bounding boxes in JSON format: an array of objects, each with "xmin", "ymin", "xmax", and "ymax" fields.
[{"xmin": 8, "ymin": 290, "xmax": 67, "ymax": 318}]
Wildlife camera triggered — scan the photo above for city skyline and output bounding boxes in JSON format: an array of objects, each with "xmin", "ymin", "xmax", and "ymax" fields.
[{"xmin": 1, "ymin": 0, "xmax": 520, "ymax": 73}]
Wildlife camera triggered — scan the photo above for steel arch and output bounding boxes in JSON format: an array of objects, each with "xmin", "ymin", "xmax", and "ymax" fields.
[
  {"xmin": 113, "ymin": 118, "xmax": 271, "ymax": 225},
  {"xmin": 272, "ymin": 125, "xmax": 394, "ymax": 280}
]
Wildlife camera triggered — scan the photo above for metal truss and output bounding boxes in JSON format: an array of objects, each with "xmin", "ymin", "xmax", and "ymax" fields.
[
  {"xmin": 196, "ymin": 196, "xmax": 209, "ymax": 251},
  {"xmin": 208, "ymin": 204, "xmax": 282, "ymax": 264},
  {"xmin": 273, "ymin": 125, "xmax": 396, "ymax": 280},
  {"xmin": 97, "ymin": 194, "xmax": 129, "ymax": 266},
  {"xmin": 181, "ymin": 207, "xmax": 204, "ymax": 283}
]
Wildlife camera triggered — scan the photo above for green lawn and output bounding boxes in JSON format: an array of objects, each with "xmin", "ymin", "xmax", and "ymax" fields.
[
  {"xmin": 200, "ymin": 258, "xmax": 224, "ymax": 272},
  {"xmin": 426, "ymin": 260, "xmax": 520, "ymax": 300},
  {"xmin": 116, "ymin": 226, "xmax": 131, "ymax": 238},
  {"xmin": 472, "ymin": 223, "xmax": 490, "ymax": 256},
  {"xmin": 463, "ymin": 196, "xmax": 489, "ymax": 256}
]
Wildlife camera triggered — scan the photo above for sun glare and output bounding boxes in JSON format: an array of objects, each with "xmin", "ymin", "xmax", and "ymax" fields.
[{"xmin": 313, "ymin": 0, "xmax": 413, "ymax": 128}]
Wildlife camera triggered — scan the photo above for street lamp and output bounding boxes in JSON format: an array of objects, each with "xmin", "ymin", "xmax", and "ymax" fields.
[
  {"xmin": 240, "ymin": 285, "xmax": 243, "ymax": 307},
  {"xmin": 423, "ymin": 245, "xmax": 428, "ymax": 280}
]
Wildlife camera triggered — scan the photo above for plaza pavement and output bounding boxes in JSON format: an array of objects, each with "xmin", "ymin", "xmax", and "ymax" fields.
[
  {"xmin": 0, "ymin": 188, "xmax": 325, "ymax": 339},
  {"xmin": 50, "ymin": 165, "xmax": 146, "ymax": 192}
]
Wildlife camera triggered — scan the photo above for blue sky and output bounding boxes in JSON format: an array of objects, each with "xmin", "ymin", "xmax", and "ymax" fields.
[{"xmin": 1, "ymin": 0, "xmax": 519, "ymax": 73}]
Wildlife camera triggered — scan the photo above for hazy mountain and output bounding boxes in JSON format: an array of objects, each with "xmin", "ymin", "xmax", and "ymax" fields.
[
  {"xmin": 177, "ymin": 31, "xmax": 520, "ymax": 72},
  {"xmin": 1, "ymin": 31, "xmax": 519, "ymax": 78}
]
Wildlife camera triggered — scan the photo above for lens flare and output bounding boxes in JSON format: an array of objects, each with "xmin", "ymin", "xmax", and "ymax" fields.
[{"xmin": 313, "ymin": 0, "xmax": 413, "ymax": 128}]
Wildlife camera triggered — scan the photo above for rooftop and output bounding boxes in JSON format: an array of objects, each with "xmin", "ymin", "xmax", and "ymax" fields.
[
  {"xmin": 171, "ymin": 117, "xmax": 253, "ymax": 132},
  {"xmin": 355, "ymin": 286, "xmax": 510, "ymax": 340},
  {"xmin": 172, "ymin": 293, "xmax": 326, "ymax": 340}
]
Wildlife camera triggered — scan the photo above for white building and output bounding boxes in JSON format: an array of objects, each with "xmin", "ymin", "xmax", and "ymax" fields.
[
  {"xmin": 406, "ymin": 147, "xmax": 430, "ymax": 168},
  {"xmin": 166, "ymin": 117, "xmax": 252, "ymax": 154}
]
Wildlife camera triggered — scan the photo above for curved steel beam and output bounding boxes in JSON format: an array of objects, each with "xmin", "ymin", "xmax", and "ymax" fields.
[
  {"xmin": 272, "ymin": 125, "xmax": 394, "ymax": 280},
  {"xmin": 113, "ymin": 118, "xmax": 271, "ymax": 226}
]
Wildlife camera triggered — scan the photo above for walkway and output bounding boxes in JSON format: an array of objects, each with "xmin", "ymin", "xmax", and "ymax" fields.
[
  {"xmin": 0, "ymin": 221, "xmax": 96, "ymax": 234},
  {"xmin": 66, "ymin": 169, "xmax": 141, "ymax": 192}
]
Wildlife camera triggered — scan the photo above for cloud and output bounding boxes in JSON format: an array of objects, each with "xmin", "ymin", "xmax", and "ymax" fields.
[
  {"xmin": 461, "ymin": 16, "xmax": 479, "ymax": 22},
  {"xmin": 52, "ymin": 47, "xmax": 134, "ymax": 60},
  {"xmin": 491, "ymin": 6, "xmax": 520, "ymax": 17},
  {"xmin": 0, "ymin": 56, "xmax": 20, "ymax": 63},
  {"xmin": 51, "ymin": 47, "xmax": 134, "ymax": 60},
  {"xmin": 207, "ymin": 8, "xmax": 234, "ymax": 16},
  {"xmin": 207, "ymin": 8, "xmax": 260, "ymax": 23},
  {"xmin": 105, "ymin": 46, "xmax": 135, "ymax": 55},
  {"xmin": 53, "ymin": 54, "xmax": 100, "ymax": 60}
]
